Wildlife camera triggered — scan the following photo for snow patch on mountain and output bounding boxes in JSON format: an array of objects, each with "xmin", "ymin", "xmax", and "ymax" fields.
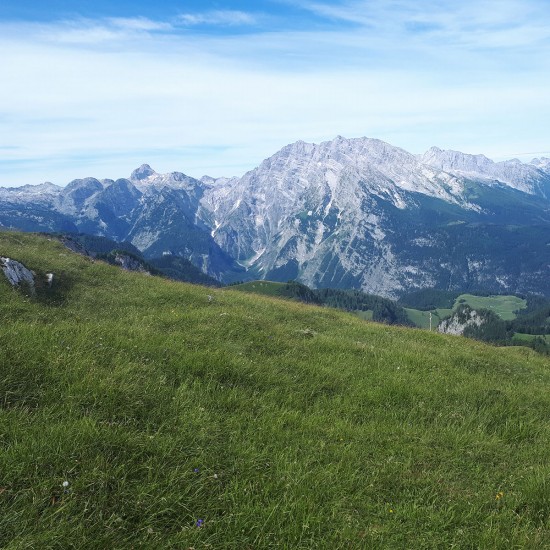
[{"xmin": 131, "ymin": 166, "xmax": 204, "ymax": 194}]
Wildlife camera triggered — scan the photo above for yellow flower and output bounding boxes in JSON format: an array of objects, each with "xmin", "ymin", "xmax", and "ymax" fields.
[{"xmin": 495, "ymin": 491, "xmax": 504, "ymax": 501}]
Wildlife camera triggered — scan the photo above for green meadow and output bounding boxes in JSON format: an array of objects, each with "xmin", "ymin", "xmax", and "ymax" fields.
[
  {"xmin": 513, "ymin": 333, "xmax": 550, "ymax": 344},
  {"xmin": 453, "ymin": 294, "xmax": 527, "ymax": 321},
  {"xmin": 406, "ymin": 294, "xmax": 527, "ymax": 328},
  {"xmin": 2, "ymin": 232, "xmax": 550, "ymax": 548}
]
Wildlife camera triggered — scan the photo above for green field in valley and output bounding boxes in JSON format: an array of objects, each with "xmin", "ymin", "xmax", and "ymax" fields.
[
  {"xmin": 513, "ymin": 333, "xmax": 550, "ymax": 344},
  {"xmin": 453, "ymin": 294, "xmax": 527, "ymax": 321},
  {"xmin": 404, "ymin": 308, "xmax": 453, "ymax": 329},
  {"xmin": 406, "ymin": 294, "xmax": 528, "ymax": 328}
]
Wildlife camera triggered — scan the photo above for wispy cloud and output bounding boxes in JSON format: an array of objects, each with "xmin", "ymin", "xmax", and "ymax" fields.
[
  {"xmin": 14, "ymin": 17, "xmax": 174, "ymax": 45},
  {"xmin": 108, "ymin": 17, "xmax": 173, "ymax": 32},
  {"xmin": 178, "ymin": 10, "xmax": 258, "ymax": 27},
  {"xmin": 300, "ymin": 0, "xmax": 550, "ymax": 49},
  {"xmin": 5, "ymin": 11, "xmax": 260, "ymax": 47}
]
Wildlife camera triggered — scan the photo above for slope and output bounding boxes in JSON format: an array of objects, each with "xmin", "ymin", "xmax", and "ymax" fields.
[{"xmin": 2, "ymin": 231, "xmax": 550, "ymax": 548}]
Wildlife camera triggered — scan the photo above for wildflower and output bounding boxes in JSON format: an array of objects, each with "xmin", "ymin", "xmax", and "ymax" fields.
[
  {"xmin": 196, "ymin": 518, "xmax": 204, "ymax": 527},
  {"xmin": 194, "ymin": 468, "xmax": 200, "ymax": 473},
  {"xmin": 62, "ymin": 481, "xmax": 69, "ymax": 488},
  {"xmin": 213, "ymin": 473, "xmax": 218, "ymax": 479},
  {"xmin": 495, "ymin": 491, "xmax": 504, "ymax": 501}
]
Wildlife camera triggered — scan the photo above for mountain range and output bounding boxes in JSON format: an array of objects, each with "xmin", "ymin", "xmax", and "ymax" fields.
[{"xmin": 1, "ymin": 136, "xmax": 549, "ymax": 297}]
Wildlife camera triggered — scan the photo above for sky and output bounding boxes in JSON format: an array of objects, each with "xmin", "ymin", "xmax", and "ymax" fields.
[{"xmin": 1, "ymin": 0, "xmax": 549, "ymax": 187}]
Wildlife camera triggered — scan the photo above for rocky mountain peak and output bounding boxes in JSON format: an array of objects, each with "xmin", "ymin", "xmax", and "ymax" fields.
[
  {"xmin": 131, "ymin": 164, "xmax": 156, "ymax": 181},
  {"xmin": 420, "ymin": 146, "xmax": 548, "ymax": 194},
  {"xmin": 32, "ymin": 182, "xmax": 62, "ymax": 194},
  {"xmin": 421, "ymin": 147, "xmax": 493, "ymax": 173},
  {"xmin": 531, "ymin": 157, "xmax": 550, "ymax": 170}
]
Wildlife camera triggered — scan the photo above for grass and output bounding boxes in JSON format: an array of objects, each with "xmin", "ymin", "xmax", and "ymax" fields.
[
  {"xmin": 404, "ymin": 308, "xmax": 452, "ymax": 329},
  {"xmin": 352, "ymin": 310, "xmax": 374, "ymax": 321},
  {"xmin": 230, "ymin": 280, "xmax": 286, "ymax": 297},
  {"xmin": 2, "ymin": 231, "xmax": 550, "ymax": 548}
]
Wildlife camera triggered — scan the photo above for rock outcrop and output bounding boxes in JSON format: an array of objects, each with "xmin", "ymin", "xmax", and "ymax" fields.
[
  {"xmin": 438, "ymin": 305, "xmax": 484, "ymax": 335},
  {"xmin": 0, "ymin": 257, "xmax": 35, "ymax": 292},
  {"xmin": 112, "ymin": 253, "xmax": 151, "ymax": 274}
]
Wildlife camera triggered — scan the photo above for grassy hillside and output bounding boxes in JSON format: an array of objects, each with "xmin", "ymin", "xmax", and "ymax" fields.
[
  {"xmin": 2, "ymin": 232, "xmax": 550, "ymax": 548},
  {"xmin": 231, "ymin": 280, "xmax": 287, "ymax": 297},
  {"xmin": 231, "ymin": 280, "xmax": 320, "ymax": 305},
  {"xmin": 232, "ymin": 281, "xmax": 409, "ymax": 325},
  {"xmin": 404, "ymin": 307, "xmax": 453, "ymax": 330}
]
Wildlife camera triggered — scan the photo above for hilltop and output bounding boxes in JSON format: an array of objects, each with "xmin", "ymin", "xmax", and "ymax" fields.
[{"xmin": 2, "ymin": 231, "xmax": 550, "ymax": 548}]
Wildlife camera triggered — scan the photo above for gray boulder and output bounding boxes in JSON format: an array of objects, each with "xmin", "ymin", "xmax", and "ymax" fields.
[{"xmin": 1, "ymin": 257, "xmax": 35, "ymax": 292}]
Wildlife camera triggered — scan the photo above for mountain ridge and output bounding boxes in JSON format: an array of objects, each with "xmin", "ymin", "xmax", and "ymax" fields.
[
  {"xmin": 1, "ymin": 136, "xmax": 549, "ymax": 296},
  {"xmin": 5, "ymin": 137, "xmax": 549, "ymax": 197}
]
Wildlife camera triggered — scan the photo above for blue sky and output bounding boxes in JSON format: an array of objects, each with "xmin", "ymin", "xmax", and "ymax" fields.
[{"xmin": 1, "ymin": 0, "xmax": 549, "ymax": 186}]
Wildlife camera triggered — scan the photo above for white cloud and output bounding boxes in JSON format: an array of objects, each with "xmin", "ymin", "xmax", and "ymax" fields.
[
  {"xmin": 178, "ymin": 10, "xmax": 257, "ymax": 27},
  {"xmin": 108, "ymin": 17, "xmax": 173, "ymax": 32},
  {"xmin": 9, "ymin": 17, "xmax": 173, "ymax": 46}
]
